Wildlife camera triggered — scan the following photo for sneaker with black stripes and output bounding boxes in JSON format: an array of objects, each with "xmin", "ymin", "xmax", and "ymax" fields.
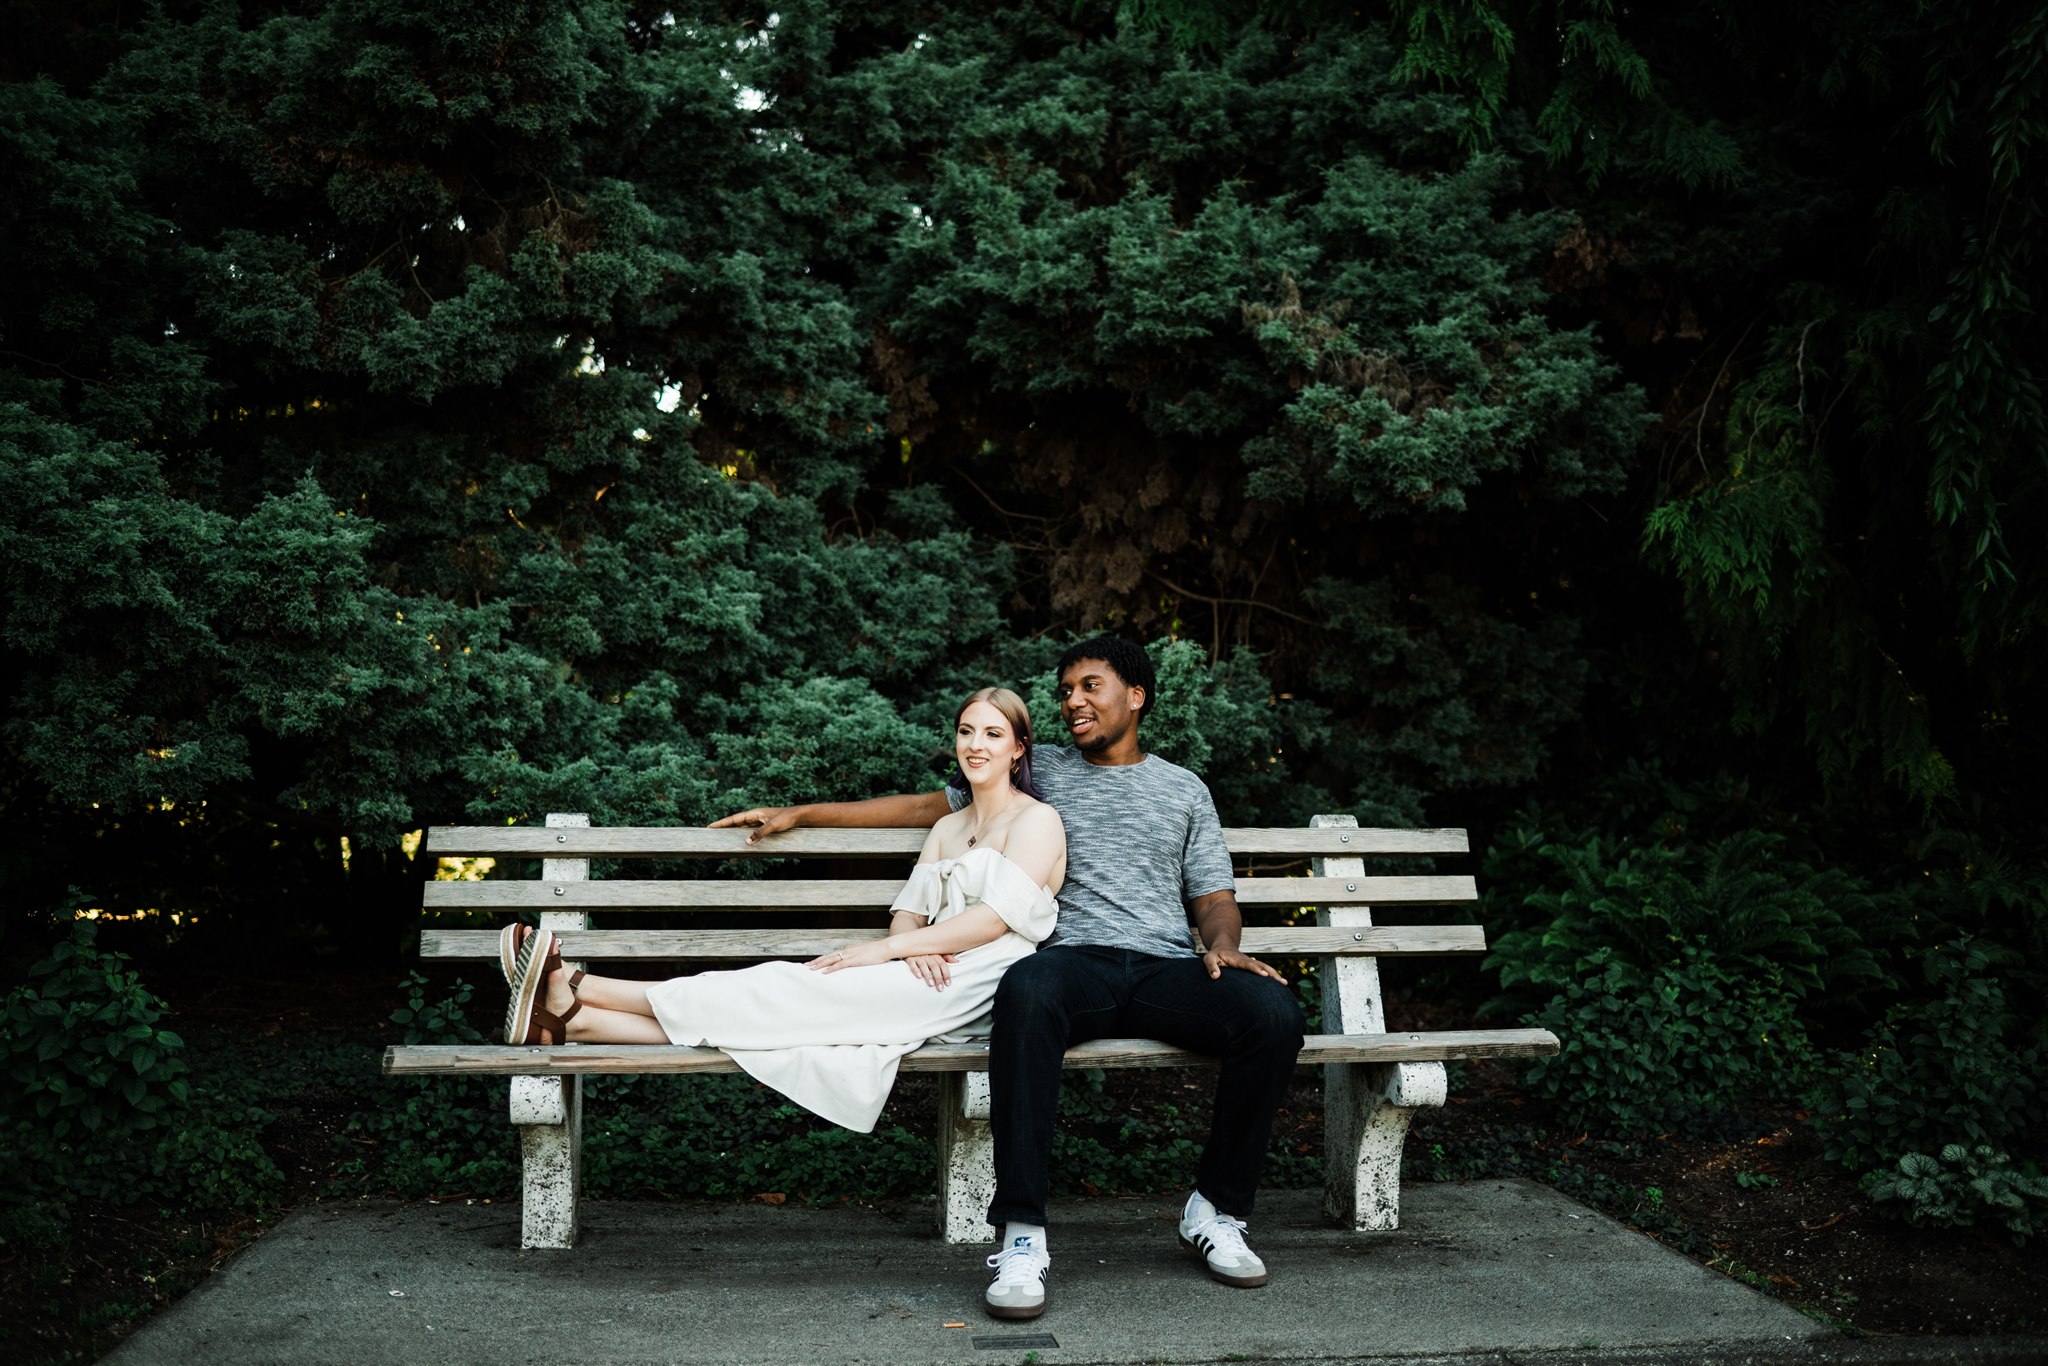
[
  {"xmin": 983, "ymin": 1234, "xmax": 1049, "ymax": 1319},
  {"xmin": 1177, "ymin": 1191, "xmax": 1269, "ymax": 1287}
]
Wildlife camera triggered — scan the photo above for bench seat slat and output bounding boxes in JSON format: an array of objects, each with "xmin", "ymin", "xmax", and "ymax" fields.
[
  {"xmin": 418, "ymin": 924, "xmax": 1490, "ymax": 961},
  {"xmin": 421, "ymin": 873, "xmax": 1477, "ymax": 912},
  {"xmin": 423, "ymin": 826, "xmax": 1469, "ymax": 860},
  {"xmin": 382, "ymin": 1029, "xmax": 1558, "ymax": 1077}
]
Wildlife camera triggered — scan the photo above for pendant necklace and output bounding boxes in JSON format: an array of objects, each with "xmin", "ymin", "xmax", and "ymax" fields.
[{"xmin": 966, "ymin": 800, "xmax": 1011, "ymax": 849}]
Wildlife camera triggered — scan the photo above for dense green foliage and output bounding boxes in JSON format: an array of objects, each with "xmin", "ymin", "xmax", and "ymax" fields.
[
  {"xmin": 1863, "ymin": 1146, "xmax": 2048, "ymax": 1244},
  {"xmin": 1, "ymin": 0, "xmax": 1645, "ymax": 925},
  {"xmin": 1, "ymin": 921, "xmax": 282, "ymax": 1213},
  {"xmin": 1515, "ymin": 943, "xmax": 1814, "ymax": 1136},
  {"xmin": 1393, "ymin": 0, "xmax": 2046, "ymax": 812},
  {"xmin": 1810, "ymin": 939, "xmax": 2047, "ymax": 1176},
  {"xmin": 1479, "ymin": 783, "xmax": 2047, "ymax": 1223},
  {"xmin": 3, "ymin": 921, "xmax": 191, "ymax": 1191},
  {"xmin": 1484, "ymin": 825, "xmax": 1905, "ymax": 1016},
  {"xmin": 7, "ymin": 0, "xmax": 2040, "ymax": 892}
]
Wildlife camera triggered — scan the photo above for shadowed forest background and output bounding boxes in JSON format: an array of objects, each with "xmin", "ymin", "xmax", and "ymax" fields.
[{"xmin": 3, "ymin": 0, "xmax": 2046, "ymax": 1350}]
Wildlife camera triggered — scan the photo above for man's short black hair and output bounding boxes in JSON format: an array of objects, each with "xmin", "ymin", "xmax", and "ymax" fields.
[{"xmin": 1056, "ymin": 636, "xmax": 1157, "ymax": 720}]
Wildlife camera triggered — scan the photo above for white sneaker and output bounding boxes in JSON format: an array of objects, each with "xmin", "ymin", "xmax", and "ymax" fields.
[
  {"xmin": 1178, "ymin": 1191, "xmax": 1269, "ymax": 1287},
  {"xmin": 984, "ymin": 1235, "xmax": 1050, "ymax": 1319}
]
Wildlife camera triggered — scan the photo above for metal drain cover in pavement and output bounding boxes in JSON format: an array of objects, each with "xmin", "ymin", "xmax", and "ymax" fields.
[{"xmin": 971, "ymin": 1332, "xmax": 1059, "ymax": 1350}]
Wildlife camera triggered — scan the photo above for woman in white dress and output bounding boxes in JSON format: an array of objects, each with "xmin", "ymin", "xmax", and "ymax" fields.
[{"xmin": 501, "ymin": 687, "xmax": 1066, "ymax": 1132}]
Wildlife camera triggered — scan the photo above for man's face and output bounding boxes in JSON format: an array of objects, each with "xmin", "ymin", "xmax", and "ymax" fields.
[{"xmin": 1057, "ymin": 657, "xmax": 1143, "ymax": 754}]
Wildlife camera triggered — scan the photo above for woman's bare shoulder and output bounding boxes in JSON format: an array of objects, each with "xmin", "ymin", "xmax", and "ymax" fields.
[
  {"xmin": 917, "ymin": 804, "xmax": 972, "ymax": 861},
  {"xmin": 1011, "ymin": 798, "xmax": 1066, "ymax": 843}
]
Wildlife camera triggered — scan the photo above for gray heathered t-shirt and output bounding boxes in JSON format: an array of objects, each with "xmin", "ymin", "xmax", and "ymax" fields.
[{"xmin": 948, "ymin": 745, "xmax": 1236, "ymax": 958}]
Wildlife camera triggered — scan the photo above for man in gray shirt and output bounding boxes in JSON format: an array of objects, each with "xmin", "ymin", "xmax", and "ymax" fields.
[{"xmin": 715, "ymin": 637, "xmax": 1306, "ymax": 1321}]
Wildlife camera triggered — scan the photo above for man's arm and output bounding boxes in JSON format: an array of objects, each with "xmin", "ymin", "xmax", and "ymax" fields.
[
  {"xmin": 710, "ymin": 789, "xmax": 953, "ymax": 843},
  {"xmin": 1189, "ymin": 890, "xmax": 1288, "ymax": 984}
]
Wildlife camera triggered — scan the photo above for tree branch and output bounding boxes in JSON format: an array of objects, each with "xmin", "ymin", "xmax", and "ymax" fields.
[{"xmin": 1143, "ymin": 570, "xmax": 1320, "ymax": 628}]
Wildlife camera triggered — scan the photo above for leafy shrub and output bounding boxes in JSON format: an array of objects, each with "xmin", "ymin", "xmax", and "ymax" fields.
[
  {"xmin": 349, "ymin": 974, "xmax": 514, "ymax": 1196},
  {"xmin": 390, "ymin": 971, "xmax": 487, "ymax": 1045},
  {"xmin": 0, "ymin": 1198, "xmax": 70, "ymax": 1256},
  {"xmin": 1810, "ymin": 938, "xmax": 2045, "ymax": 1174},
  {"xmin": 1481, "ymin": 816, "xmax": 1924, "ymax": 1136},
  {"xmin": 1863, "ymin": 1146, "xmax": 2048, "ymax": 1244},
  {"xmin": 1, "ymin": 920, "xmax": 192, "ymax": 1200},
  {"xmin": 342, "ymin": 1079, "xmax": 521, "ymax": 1198},
  {"xmin": 1520, "ymin": 943, "xmax": 1815, "ymax": 1135},
  {"xmin": 618, "ymin": 1085, "xmax": 928, "ymax": 1203},
  {"xmin": 1486, "ymin": 826, "xmax": 1900, "ymax": 1021},
  {"xmin": 1, "ymin": 917, "xmax": 287, "ymax": 1218},
  {"xmin": 148, "ymin": 1098, "xmax": 286, "ymax": 1214},
  {"xmin": 1290, "ymin": 963, "xmax": 1323, "ymax": 1032},
  {"xmin": 1913, "ymin": 827, "xmax": 2048, "ymax": 957}
]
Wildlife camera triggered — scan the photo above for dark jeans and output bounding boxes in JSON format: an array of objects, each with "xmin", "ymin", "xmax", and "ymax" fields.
[{"xmin": 986, "ymin": 945, "xmax": 1307, "ymax": 1228}]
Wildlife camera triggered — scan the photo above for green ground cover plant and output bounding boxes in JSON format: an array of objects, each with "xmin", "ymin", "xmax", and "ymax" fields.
[
  {"xmin": 1863, "ymin": 1146, "xmax": 2048, "ymax": 1244},
  {"xmin": 1518, "ymin": 942, "xmax": 1814, "ymax": 1137},
  {"xmin": 1810, "ymin": 939, "xmax": 2047, "ymax": 1177},
  {"xmin": 1, "ymin": 921, "xmax": 287, "ymax": 1356},
  {"xmin": 1480, "ymin": 819, "xmax": 1879, "ymax": 1136},
  {"xmin": 1476, "ymin": 791, "xmax": 2046, "ymax": 1240}
]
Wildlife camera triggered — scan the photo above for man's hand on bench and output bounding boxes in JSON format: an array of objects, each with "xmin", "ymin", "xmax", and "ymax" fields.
[
  {"xmin": 711, "ymin": 806, "xmax": 801, "ymax": 842},
  {"xmin": 712, "ymin": 791, "xmax": 953, "ymax": 841},
  {"xmin": 1203, "ymin": 945, "xmax": 1288, "ymax": 985},
  {"xmin": 1188, "ymin": 889, "xmax": 1288, "ymax": 984}
]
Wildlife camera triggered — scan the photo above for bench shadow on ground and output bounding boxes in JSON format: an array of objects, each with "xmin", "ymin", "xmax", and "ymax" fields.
[{"xmin": 103, "ymin": 1180, "xmax": 1822, "ymax": 1366}]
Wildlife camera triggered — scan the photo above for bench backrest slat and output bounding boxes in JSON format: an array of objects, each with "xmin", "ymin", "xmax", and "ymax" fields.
[
  {"xmin": 421, "ymin": 873, "xmax": 1476, "ymax": 912},
  {"xmin": 423, "ymin": 825, "xmax": 1468, "ymax": 859},
  {"xmin": 419, "ymin": 923, "xmax": 1488, "ymax": 962},
  {"xmin": 417, "ymin": 815, "xmax": 1482, "ymax": 978}
]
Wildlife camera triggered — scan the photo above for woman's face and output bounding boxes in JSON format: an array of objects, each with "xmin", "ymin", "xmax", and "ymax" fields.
[{"xmin": 956, "ymin": 699, "xmax": 1024, "ymax": 791}]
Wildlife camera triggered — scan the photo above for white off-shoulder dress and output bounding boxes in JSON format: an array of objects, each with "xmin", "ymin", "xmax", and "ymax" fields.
[{"xmin": 643, "ymin": 847, "xmax": 1058, "ymax": 1132}]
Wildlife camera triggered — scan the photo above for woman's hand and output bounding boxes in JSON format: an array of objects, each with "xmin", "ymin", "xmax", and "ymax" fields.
[
  {"xmin": 805, "ymin": 939, "xmax": 898, "ymax": 974},
  {"xmin": 904, "ymin": 952, "xmax": 958, "ymax": 991}
]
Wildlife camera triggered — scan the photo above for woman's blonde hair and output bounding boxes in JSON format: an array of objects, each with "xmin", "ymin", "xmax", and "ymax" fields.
[{"xmin": 953, "ymin": 686, "xmax": 1045, "ymax": 800}]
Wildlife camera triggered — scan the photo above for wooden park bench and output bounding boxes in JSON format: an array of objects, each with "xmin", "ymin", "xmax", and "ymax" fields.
[{"xmin": 383, "ymin": 813, "xmax": 1558, "ymax": 1249}]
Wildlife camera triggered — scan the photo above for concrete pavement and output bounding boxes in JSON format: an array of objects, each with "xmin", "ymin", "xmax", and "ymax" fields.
[{"xmin": 100, "ymin": 1179, "xmax": 1935, "ymax": 1364}]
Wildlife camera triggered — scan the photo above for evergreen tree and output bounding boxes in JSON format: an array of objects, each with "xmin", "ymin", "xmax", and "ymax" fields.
[{"xmin": 0, "ymin": 2, "xmax": 1661, "ymax": 935}]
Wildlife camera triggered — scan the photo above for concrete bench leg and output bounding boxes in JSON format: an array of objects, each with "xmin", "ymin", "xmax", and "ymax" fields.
[
  {"xmin": 1311, "ymin": 813, "xmax": 1450, "ymax": 1231},
  {"xmin": 1324, "ymin": 1060, "xmax": 1446, "ymax": 1230},
  {"xmin": 937, "ymin": 1070, "xmax": 997, "ymax": 1244},
  {"xmin": 511, "ymin": 1075, "xmax": 583, "ymax": 1248},
  {"xmin": 513, "ymin": 811, "xmax": 592, "ymax": 1250}
]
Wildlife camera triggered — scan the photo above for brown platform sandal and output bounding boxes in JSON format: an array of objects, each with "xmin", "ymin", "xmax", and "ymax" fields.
[
  {"xmin": 500, "ymin": 922, "xmax": 589, "ymax": 995},
  {"xmin": 518, "ymin": 989, "xmax": 582, "ymax": 1046},
  {"xmin": 536, "ymin": 938, "xmax": 586, "ymax": 1026},
  {"xmin": 504, "ymin": 927, "xmax": 587, "ymax": 1044},
  {"xmin": 498, "ymin": 922, "xmax": 526, "ymax": 987}
]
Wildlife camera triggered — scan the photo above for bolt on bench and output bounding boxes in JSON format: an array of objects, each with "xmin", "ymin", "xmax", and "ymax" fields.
[{"xmin": 383, "ymin": 813, "xmax": 1558, "ymax": 1249}]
